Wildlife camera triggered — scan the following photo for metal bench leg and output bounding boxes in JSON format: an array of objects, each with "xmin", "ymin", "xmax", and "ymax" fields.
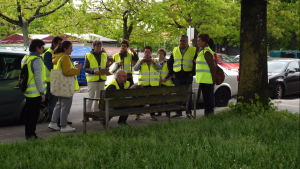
[
  {"xmin": 105, "ymin": 100, "xmax": 109, "ymax": 130},
  {"xmin": 193, "ymin": 92, "xmax": 196, "ymax": 119},
  {"xmin": 83, "ymin": 98, "xmax": 87, "ymax": 133}
]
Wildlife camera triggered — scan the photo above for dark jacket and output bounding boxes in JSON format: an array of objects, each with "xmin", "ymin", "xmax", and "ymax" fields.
[{"xmin": 44, "ymin": 45, "xmax": 54, "ymax": 71}]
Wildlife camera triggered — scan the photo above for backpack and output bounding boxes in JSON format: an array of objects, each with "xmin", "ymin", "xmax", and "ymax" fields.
[
  {"xmin": 215, "ymin": 65, "xmax": 225, "ymax": 85},
  {"xmin": 213, "ymin": 53, "xmax": 225, "ymax": 85},
  {"xmin": 19, "ymin": 64, "xmax": 34, "ymax": 92}
]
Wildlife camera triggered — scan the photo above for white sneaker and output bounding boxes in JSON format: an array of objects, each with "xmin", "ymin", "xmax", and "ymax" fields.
[
  {"xmin": 48, "ymin": 122, "xmax": 60, "ymax": 131},
  {"xmin": 60, "ymin": 125, "xmax": 76, "ymax": 133}
]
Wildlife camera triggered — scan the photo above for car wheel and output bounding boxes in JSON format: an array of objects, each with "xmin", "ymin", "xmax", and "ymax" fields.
[
  {"xmin": 215, "ymin": 87, "xmax": 230, "ymax": 107},
  {"xmin": 37, "ymin": 103, "xmax": 49, "ymax": 123},
  {"xmin": 273, "ymin": 84, "xmax": 284, "ymax": 99}
]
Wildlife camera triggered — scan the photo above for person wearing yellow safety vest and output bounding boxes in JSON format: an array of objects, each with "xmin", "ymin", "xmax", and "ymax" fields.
[
  {"xmin": 82, "ymin": 40, "xmax": 109, "ymax": 122},
  {"xmin": 21, "ymin": 55, "xmax": 29, "ymax": 69},
  {"xmin": 23, "ymin": 39, "xmax": 47, "ymax": 140},
  {"xmin": 48, "ymin": 41, "xmax": 82, "ymax": 133},
  {"xmin": 42, "ymin": 36, "xmax": 63, "ymax": 122},
  {"xmin": 101, "ymin": 70, "xmax": 141, "ymax": 126},
  {"xmin": 110, "ymin": 39, "xmax": 139, "ymax": 86},
  {"xmin": 166, "ymin": 35, "xmax": 197, "ymax": 119},
  {"xmin": 156, "ymin": 48, "xmax": 172, "ymax": 117},
  {"xmin": 195, "ymin": 34, "xmax": 217, "ymax": 116},
  {"xmin": 133, "ymin": 46, "xmax": 162, "ymax": 121}
]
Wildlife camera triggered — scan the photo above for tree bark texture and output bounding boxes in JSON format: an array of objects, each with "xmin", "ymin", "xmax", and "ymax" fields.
[
  {"xmin": 238, "ymin": 0, "xmax": 268, "ymax": 105},
  {"xmin": 21, "ymin": 20, "xmax": 29, "ymax": 46}
]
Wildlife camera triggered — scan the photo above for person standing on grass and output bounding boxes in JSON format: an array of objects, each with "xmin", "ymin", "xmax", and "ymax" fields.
[
  {"xmin": 42, "ymin": 36, "xmax": 63, "ymax": 122},
  {"xmin": 48, "ymin": 41, "xmax": 82, "ymax": 133},
  {"xmin": 156, "ymin": 48, "xmax": 172, "ymax": 117},
  {"xmin": 110, "ymin": 39, "xmax": 139, "ymax": 86},
  {"xmin": 133, "ymin": 46, "xmax": 162, "ymax": 121},
  {"xmin": 102, "ymin": 70, "xmax": 142, "ymax": 126},
  {"xmin": 195, "ymin": 34, "xmax": 217, "ymax": 116},
  {"xmin": 82, "ymin": 40, "xmax": 109, "ymax": 122},
  {"xmin": 23, "ymin": 39, "xmax": 47, "ymax": 140},
  {"xmin": 166, "ymin": 35, "xmax": 197, "ymax": 119},
  {"xmin": 207, "ymin": 38, "xmax": 218, "ymax": 113}
]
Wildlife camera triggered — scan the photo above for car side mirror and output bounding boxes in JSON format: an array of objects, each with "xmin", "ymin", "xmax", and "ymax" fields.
[{"xmin": 288, "ymin": 69, "xmax": 296, "ymax": 73}]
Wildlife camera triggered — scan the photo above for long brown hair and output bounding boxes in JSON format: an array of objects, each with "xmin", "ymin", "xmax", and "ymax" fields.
[{"xmin": 54, "ymin": 41, "xmax": 72, "ymax": 54}]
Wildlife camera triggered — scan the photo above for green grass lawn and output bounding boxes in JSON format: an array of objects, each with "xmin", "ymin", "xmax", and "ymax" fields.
[{"xmin": 0, "ymin": 110, "xmax": 299, "ymax": 169}]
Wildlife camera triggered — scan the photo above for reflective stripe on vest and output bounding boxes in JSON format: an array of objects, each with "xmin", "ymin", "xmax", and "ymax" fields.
[
  {"xmin": 112, "ymin": 52, "xmax": 133, "ymax": 74},
  {"xmin": 159, "ymin": 62, "xmax": 173, "ymax": 86},
  {"xmin": 138, "ymin": 59, "xmax": 160, "ymax": 86},
  {"xmin": 54, "ymin": 55, "xmax": 80, "ymax": 91},
  {"xmin": 42, "ymin": 48, "xmax": 54, "ymax": 82},
  {"xmin": 173, "ymin": 46, "xmax": 196, "ymax": 72},
  {"xmin": 85, "ymin": 53, "xmax": 107, "ymax": 82},
  {"xmin": 196, "ymin": 47, "xmax": 215, "ymax": 84},
  {"xmin": 24, "ymin": 56, "xmax": 47, "ymax": 97}
]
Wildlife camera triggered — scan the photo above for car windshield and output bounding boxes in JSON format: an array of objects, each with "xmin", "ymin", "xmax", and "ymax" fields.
[
  {"xmin": 218, "ymin": 55, "xmax": 239, "ymax": 63},
  {"xmin": 267, "ymin": 61, "xmax": 288, "ymax": 73}
]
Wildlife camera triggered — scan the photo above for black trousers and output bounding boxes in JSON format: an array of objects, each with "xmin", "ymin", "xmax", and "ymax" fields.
[
  {"xmin": 25, "ymin": 96, "xmax": 41, "ymax": 138},
  {"xmin": 199, "ymin": 83, "xmax": 214, "ymax": 115}
]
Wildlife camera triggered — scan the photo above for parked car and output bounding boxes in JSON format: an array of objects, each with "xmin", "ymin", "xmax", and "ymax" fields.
[
  {"xmin": 106, "ymin": 66, "xmax": 239, "ymax": 107},
  {"xmin": 0, "ymin": 50, "xmax": 49, "ymax": 124},
  {"xmin": 217, "ymin": 53, "xmax": 239, "ymax": 72},
  {"xmin": 268, "ymin": 58, "xmax": 300, "ymax": 99}
]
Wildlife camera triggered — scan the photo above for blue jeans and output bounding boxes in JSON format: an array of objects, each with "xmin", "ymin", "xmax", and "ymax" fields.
[
  {"xmin": 173, "ymin": 76, "xmax": 193, "ymax": 116},
  {"xmin": 46, "ymin": 82, "xmax": 58, "ymax": 121},
  {"xmin": 211, "ymin": 84, "xmax": 215, "ymax": 113}
]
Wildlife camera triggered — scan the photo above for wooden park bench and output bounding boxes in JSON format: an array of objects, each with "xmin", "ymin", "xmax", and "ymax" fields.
[{"xmin": 83, "ymin": 85, "xmax": 196, "ymax": 133}]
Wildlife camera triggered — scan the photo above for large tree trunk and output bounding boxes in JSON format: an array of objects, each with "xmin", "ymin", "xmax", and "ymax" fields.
[
  {"xmin": 238, "ymin": 0, "xmax": 268, "ymax": 105},
  {"xmin": 21, "ymin": 20, "xmax": 30, "ymax": 46}
]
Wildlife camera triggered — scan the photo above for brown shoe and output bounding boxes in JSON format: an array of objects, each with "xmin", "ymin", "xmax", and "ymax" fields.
[
  {"xmin": 135, "ymin": 115, "xmax": 140, "ymax": 120},
  {"xmin": 150, "ymin": 115, "xmax": 158, "ymax": 121}
]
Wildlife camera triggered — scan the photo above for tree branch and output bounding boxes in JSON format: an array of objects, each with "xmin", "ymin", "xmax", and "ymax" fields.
[
  {"xmin": 100, "ymin": 0, "xmax": 112, "ymax": 12},
  {"xmin": 28, "ymin": 0, "xmax": 69, "ymax": 24},
  {"xmin": 0, "ymin": 12, "xmax": 20, "ymax": 26}
]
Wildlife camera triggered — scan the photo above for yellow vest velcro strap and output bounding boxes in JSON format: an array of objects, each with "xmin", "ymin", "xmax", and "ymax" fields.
[
  {"xmin": 183, "ymin": 59, "xmax": 193, "ymax": 63},
  {"xmin": 196, "ymin": 61, "xmax": 208, "ymax": 65},
  {"xmin": 123, "ymin": 64, "xmax": 131, "ymax": 67},
  {"xmin": 174, "ymin": 59, "xmax": 181, "ymax": 62},
  {"xmin": 27, "ymin": 81, "xmax": 47, "ymax": 88},
  {"xmin": 184, "ymin": 65, "xmax": 193, "ymax": 68},
  {"xmin": 173, "ymin": 64, "xmax": 181, "ymax": 68},
  {"xmin": 139, "ymin": 78, "xmax": 160, "ymax": 81},
  {"xmin": 139, "ymin": 72, "xmax": 159, "ymax": 75},
  {"xmin": 196, "ymin": 69, "xmax": 211, "ymax": 73}
]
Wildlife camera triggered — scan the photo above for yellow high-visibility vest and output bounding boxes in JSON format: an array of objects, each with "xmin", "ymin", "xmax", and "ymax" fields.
[
  {"xmin": 54, "ymin": 55, "xmax": 80, "ymax": 91},
  {"xmin": 85, "ymin": 53, "xmax": 107, "ymax": 82},
  {"xmin": 104, "ymin": 79, "xmax": 130, "ymax": 90},
  {"xmin": 173, "ymin": 46, "xmax": 196, "ymax": 72},
  {"xmin": 42, "ymin": 48, "xmax": 54, "ymax": 82},
  {"xmin": 23, "ymin": 56, "xmax": 47, "ymax": 97},
  {"xmin": 138, "ymin": 59, "xmax": 160, "ymax": 86},
  {"xmin": 159, "ymin": 62, "xmax": 173, "ymax": 86},
  {"xmin": 112, "ymin": 52, "xmax": 133, "ymax": 75},
  {"xmin": 21, "ymin": 55, "xmax": 29, "ymax": 69},
  {"xmin": 196, "ymin": 47, "xmax": 215, "ymax": 84}
]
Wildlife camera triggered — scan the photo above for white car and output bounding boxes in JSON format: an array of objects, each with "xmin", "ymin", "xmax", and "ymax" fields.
[{"xmin": 105, "ymin": 66, "xmax": 238, "ymax": 107}]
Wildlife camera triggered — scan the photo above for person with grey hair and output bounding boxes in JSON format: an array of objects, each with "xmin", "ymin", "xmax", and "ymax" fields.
[
  {"xmin": 83, "ymin": 40, "xmax": 109, "ymax": 122},
  {"xmin": 166, "ymin": 35, "xmax": 197, "ymax": 119}
]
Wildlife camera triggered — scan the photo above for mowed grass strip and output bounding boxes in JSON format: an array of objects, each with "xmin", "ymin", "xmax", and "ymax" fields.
[{"xmin": 0, "ymin": 110, "xmax": 299, "ymax": 169}]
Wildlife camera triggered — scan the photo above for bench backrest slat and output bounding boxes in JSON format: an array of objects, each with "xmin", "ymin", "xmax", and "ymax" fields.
[
  {"xmin": 101, "ymin": 85, "xmax": 191, "ymax": 99},
  {"xmin": 106, "ymin": 93, "xmax": 189, "ymax": 108}
]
